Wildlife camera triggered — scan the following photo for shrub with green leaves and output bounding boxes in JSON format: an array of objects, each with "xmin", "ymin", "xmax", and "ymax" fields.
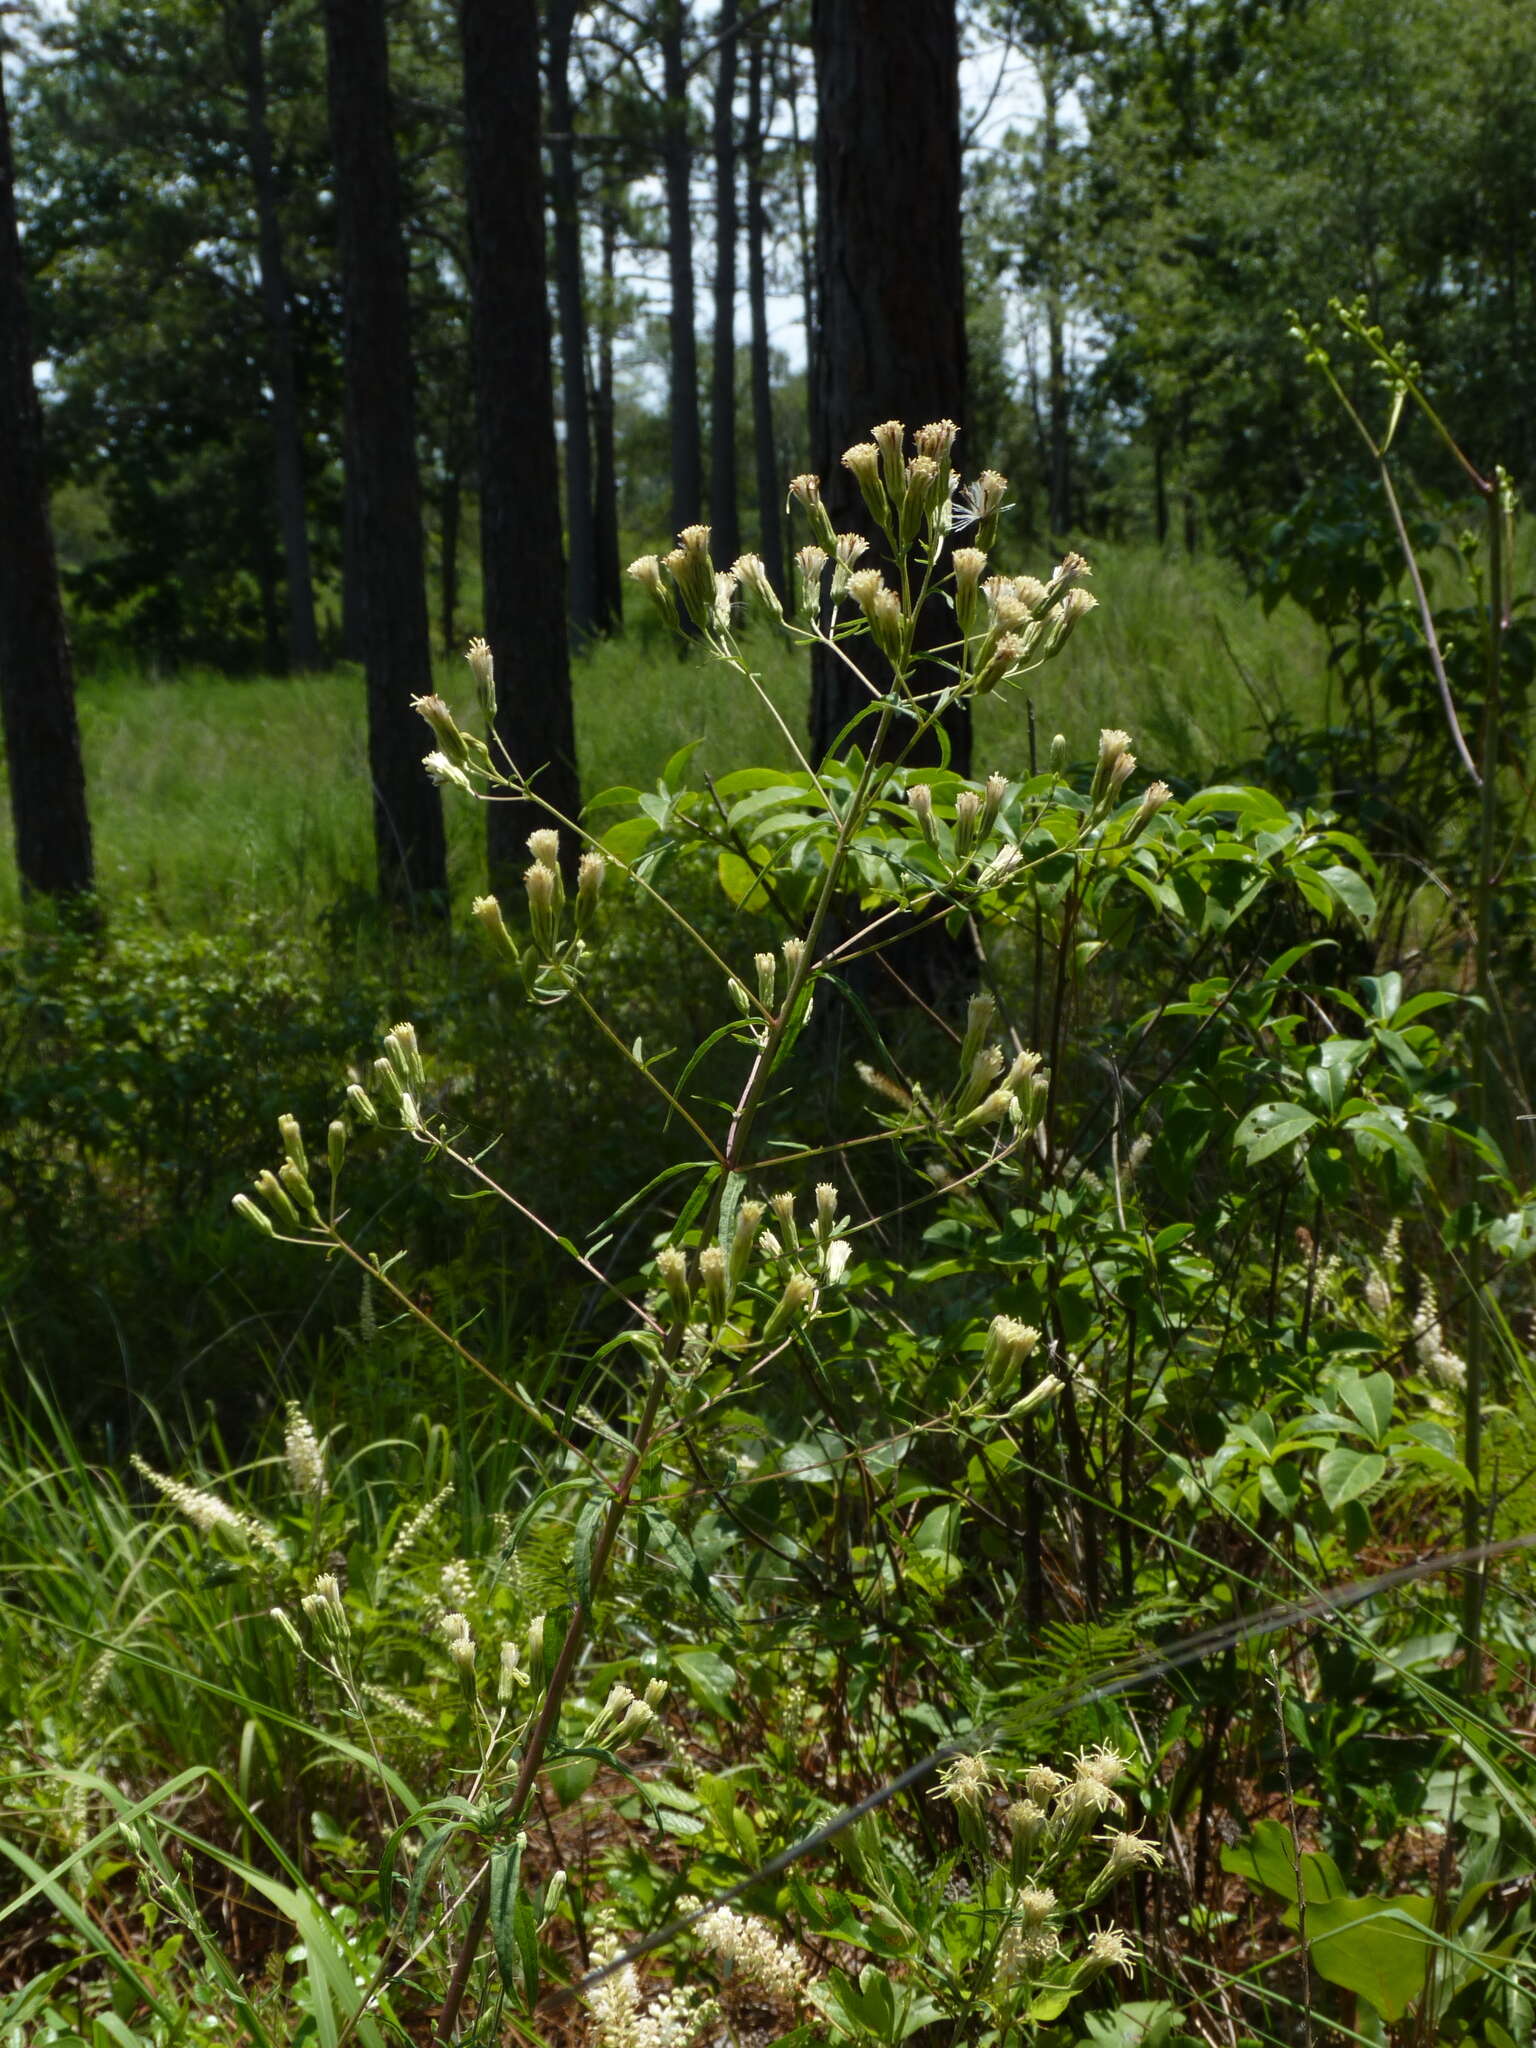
[{"xmin": 7, "ymin": 418, "xmax": 1536, "ymax": 2048}]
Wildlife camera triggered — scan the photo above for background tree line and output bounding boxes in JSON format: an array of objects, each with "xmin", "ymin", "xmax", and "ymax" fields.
[{"xmin": 2, "ymin": 0, "xmax": 1534, "ymax": 906}]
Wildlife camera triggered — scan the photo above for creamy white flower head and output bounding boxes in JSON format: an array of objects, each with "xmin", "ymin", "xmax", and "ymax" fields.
[
  {"xmin": 283, "ymin": 1403, "xmax": 327, "ymax": 1500},
  {"xmin": 694, "ymin": 1903, "xmax": 809, "ymax": 1997},
  {"xmin": 823, "ymin": 1238, "xmax": 852, "ymax": 1285},
  {"xmin": 932, "ymin": 1748, "xmax": 998, "ymax": 1812}
]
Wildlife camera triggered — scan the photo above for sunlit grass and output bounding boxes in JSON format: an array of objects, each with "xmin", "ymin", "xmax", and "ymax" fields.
[{"xmin": 0, "ymin": 542, "xmax": 1331, "ymax": 927}]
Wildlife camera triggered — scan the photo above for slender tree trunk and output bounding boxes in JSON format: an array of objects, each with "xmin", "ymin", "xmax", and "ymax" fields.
[
  {"xmin": 239, "ymin": 0, "xmax": 320, "ymax": 670},
  {"xmin": 1041, "ymin": 52, "xmax": 1070, "ymax": 534},
  {"xmin": 744, "ymin": 32, "xmax": 784, "ymax": 598},
  {"xmin": 593, "ymin": 200, "xmax": 623, "ymax": 632},
  {"xmin": 0, "ymin": 64, "xmax": 94, "ymax": 902},
  {"xmin": 546, "ymin": 0, "xmax": 598, "ymax": 644},
  {"xmin": 808, "ymin": 0, "xmax": 969, "ymax": 775},
  {"xmin": 660, "ymin": 0, "xmax": 703, "ymax": 541},
  {"xmin": 439, "ymin": 461, "xmax": 460, "ymax": 657},
  {"xmin": 785, "ymin": 40, "xmax": 815, "ymax": 436},
  {"xmin": 460, "ymin": 0, "xmax": 581, "ymax": 884},
  {"xmin": 322, "ymin": 0, "xmax": 446, "ymax": 908},
  {"xmin": 341, "ymin": 412, "xmax": 365, "ymax": 659},
  {"xmin": 709, "ymin": 0, "xmax": 740, "ymax": 564}
]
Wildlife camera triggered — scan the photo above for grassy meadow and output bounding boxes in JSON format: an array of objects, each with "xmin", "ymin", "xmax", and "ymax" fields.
[{"xmin": 0, "ymin": 542, "xmax": 1329, "ymax": 928}]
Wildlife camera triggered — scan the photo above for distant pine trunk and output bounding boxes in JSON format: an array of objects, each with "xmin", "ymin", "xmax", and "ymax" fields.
[
  {"xmin": 322, "ymin": 0, "xmax": 446, "ymax": 909},
  {"xmin": 547, "ymin": 0, "xmax": 598, "ymax": 645},
  {"xmin": 0, "ymin": 63, "xmax": 94, "ymax": 902},
  {"xmin": 593, "ymin": 200, "xmax": 623, "ymax": 633},
  {"xmin": 744, "ymin": 31, "xmax": 784, "ymax": 599},
  {"xmin": 808, "ymin": 0, "xmax": 969, "ymax": 776},
  {"xmin": 660, "ymin": 0, "xmax": 703, "ymax": 543},
  {"xmin": 239, "ymin": 0, "xmax": 321, "ymax": 671},
  {"xmin": 460, "ymin": 0, "xmax": 581, "ymax": 885},
  {"xmin": 709, "ymin": 0, "xmax": 740, "ymax": 566}
]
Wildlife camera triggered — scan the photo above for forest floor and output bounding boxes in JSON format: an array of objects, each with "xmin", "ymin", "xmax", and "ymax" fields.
[{"xmin": 0, "ymin": 541, "xmax": 1329, "ymax": 927}]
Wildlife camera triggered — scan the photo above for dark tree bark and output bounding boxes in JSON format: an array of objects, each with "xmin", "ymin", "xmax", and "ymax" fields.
[
  {"xmin": 340, "ymin": 415, "xmax": 365, "ymax": 660},
  {"xmin": 439, "ymin": 461, "xmax": 461, "ymax": 657},
  {"xmin": 460, "ymin": 0, "xmax": 582, "ymax": 884},
  {"xmin": 593, "ymin": 199, "xmax": 623, "ymax": 632},
  {"xmin": 0, "ymin": 63, "xmax": 94, "ymax": 902},
  {"xmin": 708, "ymin": 0, "xmax": 740, "ymax": 565},
  {"xmin": 744, "ymin": 31, "xmax": 784, "ymax": 598},
  {"xmin": 808, "ymin": 0, "xmax": 969, "ymax": 774},
  {"xmin": 546, "ymin": 0, "xmax": 598, "ymax": 643},
  {"xmin": 1040, "ymin": 46, "xmax": 1071, "ymax": 534},
  {"xmin": 322, "ymin": 0, "xmax": 446, "ymax": 908},
  {"xmin": 239, "ymin": 0, "xmax": 321, "ymax": 670},
  {"xmin": 660, "ymin": 0, "xmax": 703, "ymax": 541}
]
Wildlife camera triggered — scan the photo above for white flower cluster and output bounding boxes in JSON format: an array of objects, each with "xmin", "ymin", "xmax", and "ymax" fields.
[
  {"xmin": 587, "ymin": 1943, "xmax": 715, "ymax": 2048},
  {"xmin": 692, "ymin": 1903, "xmax": 809, "ymax": 1998},
  {"xmin": 283, "ymin": 1403, "xmax": 327, "ymax": 1500},
  {"xmin": 386, "ymin": 1482, "xmax": 453, "ymax": 1566},
  {"xmin": 1413, "ymin": 1280, "xmax": 1466, "ymax": 1390},
  {"xmin": 130, "ymin": 1454, "xmax": 280, "ymax": 1555}
]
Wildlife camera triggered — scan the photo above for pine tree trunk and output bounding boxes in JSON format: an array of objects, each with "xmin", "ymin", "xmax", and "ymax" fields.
[
  {"xmin": 0, "ymin": 64, "xmax": 94, "ymax": 902},
  {"xmin": 709, "ymin": 0, "xmax": 740, "ymax": 566},
  {"xmin": 660, "ymin": 0, "xmax": 703, "ymax": 542},
  {"xmin": 1041, "ymin": 53, "xmax": 1071, "ymax": 535},
  {"xmin": 744, "ymin": 31, "xmax": 784, "ymax": 598},
  {"xmin": 460, "ymin": 0, "xmax": 581, "ymax": 886},
  {"xmin": 439, "ymin": 462, "xmax": 460, "ymax": 657},
  {"xmin": 322, "ymin": 0, "xmax": 446, "ymax": 909},
  {"xmin": 593, "ymin": 202, "xmax": 623, "ymax": 633},
  {"xmin": 240, "ymin": 0, "xmax": 321, "ymax": 671},
  {"xmin": 807, "ymin": 0, "xmax": 969, "ymax": 775},
  {"xmin": 546, "ymin": 0, "xmax": 598, "ymax": 644}
]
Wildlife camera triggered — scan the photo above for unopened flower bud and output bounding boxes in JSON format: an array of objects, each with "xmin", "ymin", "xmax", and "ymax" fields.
[
  {"xmin": 974, "ymin": 632, "xmax": 1024, "ymax": 695},
  {"xmin": 384, "ymin": 1022, "xmax": 425, "ymax": 1093},
  {"xmin": 841, "ymin": 441, "xmax": 889, "ymax": 526},
  {"xmin": 498, "ymin": 1640, "xmax": 529, "ymax": 1701},
  {"xmin": 327, "ymin": 1120, "xmax": 347, "ymax": 1181},
  {"xmin": 525, "ymin": 862, "xmax": 560, "ymax": 953},
  {"xmin": 900, "ymin": 454, "xmax": 940, "ymax": 543},
  {"xmin": 952, "ymin": 545, "xmax": 987, "ymax": 634},
  {"xmin": 699, "ymin": 1243, "xmax": 729, "ymax": 1326},
  {"xmin": 346, "ymin": 1082, "xmax": 379, "ymax": 1126},
  {"xmin": 575, "ymin": 852, "xmax": 606, "ymax": 932},
  {"xmin": 871, "ymin": 419, "xmax": 907, "ymax": 500},
  {"xmin": 654, "ymin": 1245, "xmax": 690, "ymax": 1326},
  {"xmin": 781, "ymin": 935, "xmax": 806, "ymax": 980},
  {"xmin": 1050, "ymin": 732, "xmax": 1068, "ymax": 774},
  {"xmin": 958, "ymin": 1088, "xmax": 1015, "ymax": 1134},
  {"xmin": 870, "ymin": 585, "xmax": 904, "ymax": 660},
  {"xmin": 629, "ymin": 553, "xmax": 680, "ymax": 630},
  {"xmin": 644, "ymin": 1676, "xmax": 668, "ymax": 1709},
  {"xmin": 471, "ymin": 893, "xmax": 519, "ymax": 962},
  {"xmin": 732, "ymin": 552, "xmax": 783, "ymax": 619},
  {"xmin": 769, "ymin": 1191, "xmax": 798, "ymax": 1251},
  {"xmin": 278, "ymin": 1113, "xmax": 307, "ymax": 1178},
  {"xmin": 730, "ymin": 1199, "xmax": 766, "ymax": 1289},
  {"xmin": 449, "ymin": 1633, "xmax": 476, "ymax": 1673},
  {"xmin": 755, "ymin": 950, "xmax": 777, "ymax": 1011},
  {"xmin": 255, "ymin": 1167, "xmax": 299, "ymax": 1230},
  {"xmin": 466, "ymin": 635, "xmax": 496, "ymax": 720},
  {"xmin": 814, "ymin": 1182, "xmax": 839, "ymax": 1245},
  {"xmin": 958, "ymin": 993, "xmax": 997, "ymax": 1081},
  {"xmin": 1008, "ymin": 1374, "xmax": 1064, "ymax": 1420},
  {"xmin": 981, "ymin": 773, "xmax": 1008, "ymax": 838},
  {"xmin": 1092, "ymin": 728, "xmax": 1134, "ymax": 803},
  {"xmin": 541, "ymin": 1869, "xmax": 568, "ymax": 1925},
  {"xmin": 526, "ymin": 1612, "xmax": 546, "ymax": 1681},
  {"xmin": 953, "ymin": 787, "xmax": 984, "ymax": 857},
  {"xmin": 787, "ymin": 474, "xmax": 836, "ymax": 549},
  {"xmin": 794, "ymin": 544, "xmax": 828, "ymax": 615},
  {"xmin": 232, "ymin": 1191, "xmax": 276, "ymax": 1237},
  {"xmin": 1123, "ymin": 779, "xmax": 1173, "ymax": 843},
  {"xmin": 763, "ymin": 1271, "xmax": 816, "ymax": 1341},
  {"xmin": 908, "ymin": 782, "xmax": 938, "ymax": 848},
  {"xmin": 823, "ymin": 1238, "xmax": 852, "ymax": 1285}
]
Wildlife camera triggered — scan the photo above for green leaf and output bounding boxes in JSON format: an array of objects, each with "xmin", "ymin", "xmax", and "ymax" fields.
[
  {"xmin": 488, "ymin": 1837, "xmax": 525, "ymax": 2003},
  {"xmin": 1338, "ymin": 1370, "xmax": 1395, "ymax": 1446},
  {"xmin": 1317, "ymin": 1446, "xmax": 1386, "ymax": 1510},
  {"xmin": 638, "ymin": 1509, "xmax": 738, "ymax": 1628},
  {"xmin": 675, "ymin": 1648, "xmax": 737, "ymax": 1719},
  {"xmin": 1233, "ymin": 1101, "xmax": 1319, "ymax": 1164},
  {"xmin": 1296, "ymin": 1895, "xmax": 1434, "ymax": 2020},
  {"xmin": 1316, "ymin": 861, "xmax": 1376, "ymax": 929}
]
